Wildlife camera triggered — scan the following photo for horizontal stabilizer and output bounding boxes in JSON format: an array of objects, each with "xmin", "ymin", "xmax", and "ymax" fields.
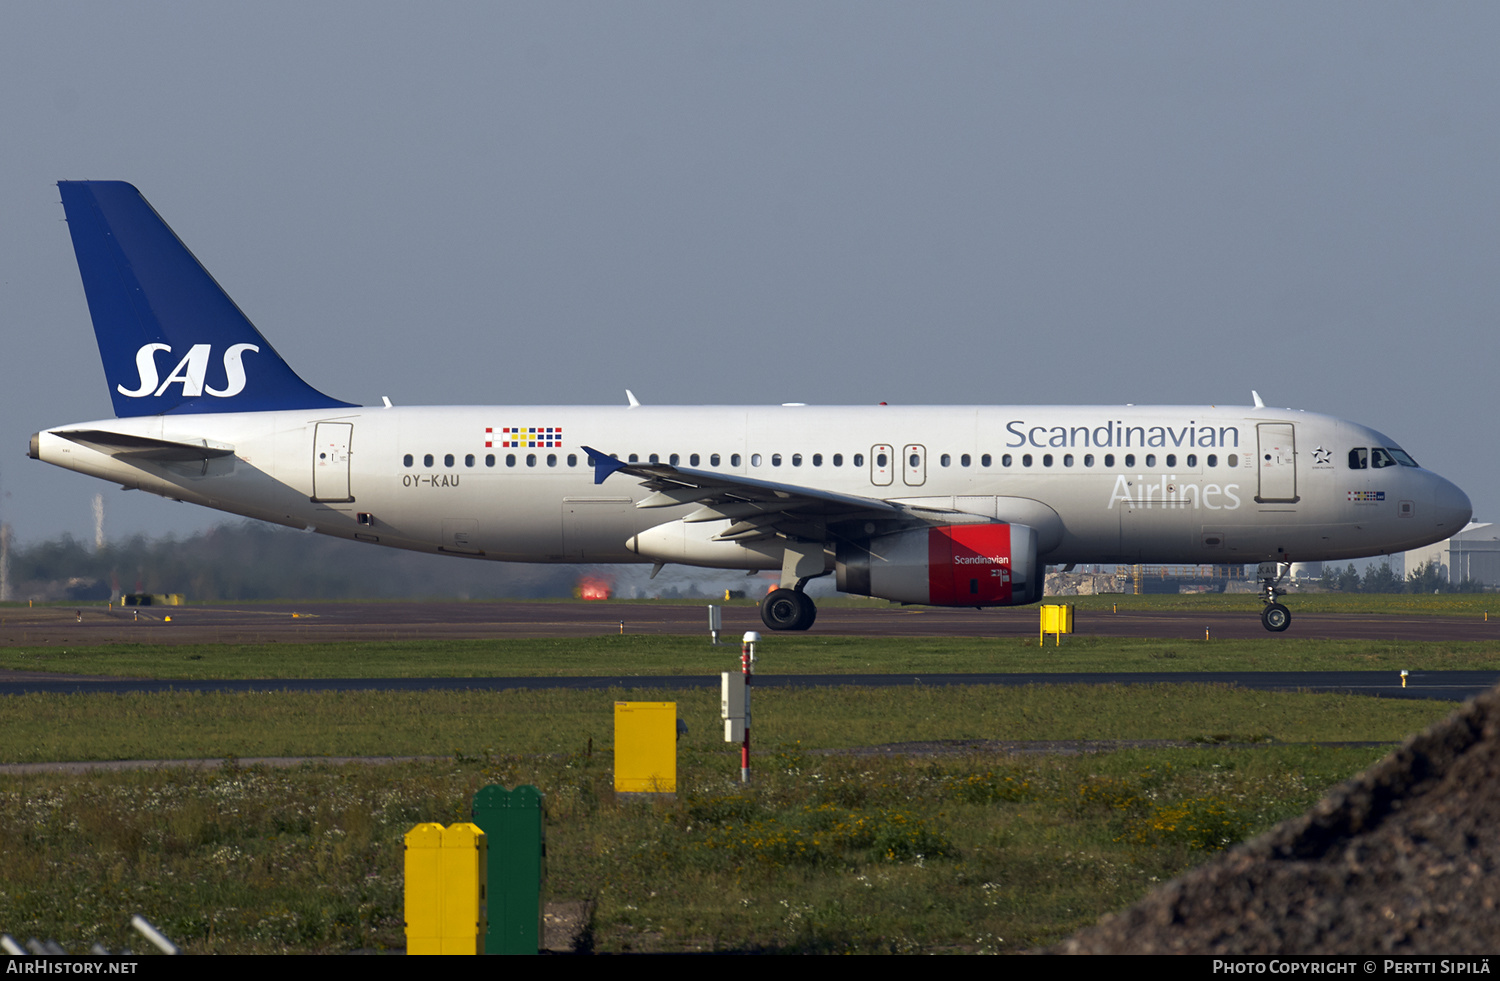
[{"xmin": 55, "ymin": 429, "xmax": 235, "ymax": 462}]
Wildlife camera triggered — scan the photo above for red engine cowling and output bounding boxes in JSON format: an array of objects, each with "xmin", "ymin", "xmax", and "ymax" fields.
[{"xmin": 835, "ymin": 523, "xmax": 1040, "ymax": 607}]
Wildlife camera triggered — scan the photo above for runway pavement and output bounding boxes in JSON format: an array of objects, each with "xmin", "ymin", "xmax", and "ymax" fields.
[
  {"xmin": 2, "ymin": 669, "xmax": 1493, "ymax": 701},
  {"xmin": 1, "ymin": 599, "xmax": 1498, "ymax": 646}
]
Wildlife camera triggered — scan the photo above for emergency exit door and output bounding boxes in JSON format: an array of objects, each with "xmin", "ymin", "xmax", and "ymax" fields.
[
  {"xmin": 1255, "ymin": 423, "xmax": 1298, "ymax": 504},
  {"xmin": 312, "ymin": 422, "xmax": 354, "ymax": 502}
]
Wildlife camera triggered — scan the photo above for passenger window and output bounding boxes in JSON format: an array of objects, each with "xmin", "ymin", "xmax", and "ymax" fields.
[
  {"xmin": 1063, "ymin": 454, "xmax": 1073, "ymax": 467},
  {"xmin": 1043, "ymin": 454, "xmax": 1053, "ymax": 467},
  {"xmin": 628, "ymin": 454, "xmax": 639, "ymax": 463},
  {"xmin": 752, "ymin": 454, "xmax": 762, "ymax": 467},
  {"xmin": 465, "ymin": 454, "xmax": 475, "ymax": 467},
  {"xmin": 486, "ymin": 454, "xmax": 495, "ymax": 467},
  {"xmin": 1349, "ymin": 448, "xmax": 1368, "ymax": 470},
  {"xmin": 506, "ymin": 454, "xmax": 516, "ymax": 467},
  {"xmin": 1186, "ymin": 454, "xmax": 1196, "ymax": 467},
  {"xmin": 669, "ymin": 453, "xmax": 679, "ymax": 465},
  {"xmin": 909, "ymin": 453, "xmax": 919, "ymax": 468},
  {"xmin": 547, "ymin": 454, "xmax": 557, "ymax": 467},
  {"xmin": 772, "ymin": 453, "xmax": 782, "ymax": 466},
  {"xmin": 649, "ymin": 453, "xmax": 660, "ymax": 464},
  {"xmin": 961, "ymin": 454, "xmax": 971, "ymax": 467},
  {"xmin": 527, "ymin": 454, "xmax": 536, "ymax": 467},
  {"xmin": 813, "ymin": 454, "xmax": 822, "ymax": 466},
  {"xmin": 833, "ymin": 454, "xmax": 843, "ymax": 466},
  {"xmin": 1207, "ymin": 454, "xmax": 1217, "ymax": 467},
  {"xmin": 567, "ymin": 454, "xmax": 576, "ymax": 467},
  {"xmin": 876, "ymin": 453, "xmax": 888, "ymax": 468},
  {"xmin": 854, "ymin": 453, "xmax": 864, "ymax": 466},
  {"xmin": 1105, "ymin": 453, "xmax": 1114, "ymax": 467},
  {"xmin": 1125, "ymin": 454, "xmax": 1135, "ymax": 467},
  {"xmin": 1084, "ymin": 454, "xmax": 1094, "ymax": 467},
  {"xmin": 940, "ymin": 454, "xmax": 951, "ymax": 467},
  {"xmin": 1145, "ymin": 454, "xmax": 1155, "ymax": 468},
  {"xmin": 690, "ymin": 453, "xmax": 699, "ymax": 466},
  {"xmin": 424, "ymin": 454, "xmax": 434, "ymax": 468},
  {"xmin": 731, "ymin": 454, "xmax": 742, "ymax": 467},
  {"xmin": 998, "ymin": 454, "xmax": 1008, "ymax": 467},
  {"xmin": 1023, "ymin": 454, "xmax": 1033, "ymax": 467},
  {"xmin": 444, "ymin": 454, "xmax": 455, "ymax": 467},
  {"xmin": 710, "ymin": 453, "xmax": 719, "ymax": 466},
  {"xmin": 403, "ymin": 454, "xmax": 413, "ymax": 467},
  {"xmin": 1227, "ymin": 454, "xmax": 1239, "ymax": 467},
  {"xmin": 1166, "ymin": 454, "xmax": 1176, "ymax": 468},
  {"xmin": 793, "ymin": 453, "xmax": 802, "ymax": 466}
]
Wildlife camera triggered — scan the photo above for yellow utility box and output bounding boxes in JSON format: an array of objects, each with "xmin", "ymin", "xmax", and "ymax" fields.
[
  {"xmin": 1039, "ymin": 604, "xmax": 1075, "ymax": 647},
  {"xmin": 404, "ymin": 822, "xmax": 488, "ymax": 954},
  {"xmin": 614, "ymin": 701, "xmax": 677, "ymax": 793}
]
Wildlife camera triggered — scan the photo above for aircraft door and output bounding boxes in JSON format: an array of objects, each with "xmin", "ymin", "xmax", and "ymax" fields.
[
  {"xmin": 902, "ymin": 444, "xmax": 926, "ymax": 487},
  {"xmin": 1256, "ymin": 423, "xmax": 1299, "ymax": 504},
  {"xmin": 870, "ymin": 444, "xmax": 894, "ymax": 486},
  {"xmin": 312, "ymin": 422, "xmax": 354, "ymax": 502}
]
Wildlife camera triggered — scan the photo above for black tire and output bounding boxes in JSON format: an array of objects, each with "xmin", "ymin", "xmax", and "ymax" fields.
[
  {"xmin": 761, "ymin": 588, "xmax": 803, "ymax": 631},
  {"xmin": 795, "ymin": 591, "xmax": 817, "ymax": 631},
  {"xmin": 761, "ymin": 588, "xmax": 817, "ymax": 631},
  {"xmin": 1261, "ymin": 603, "xmax": 1292, "ymax": 632}
]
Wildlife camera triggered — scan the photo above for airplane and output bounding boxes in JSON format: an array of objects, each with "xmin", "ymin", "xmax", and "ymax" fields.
[{"xmin": 30, "ymin": 181, "xmax": 1473, "ymax": 633}]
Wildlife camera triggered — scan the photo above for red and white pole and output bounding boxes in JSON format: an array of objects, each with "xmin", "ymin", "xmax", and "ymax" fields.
[{"xmin": 740, "ymin": 630, "xmax": 757, "ymax": 783}]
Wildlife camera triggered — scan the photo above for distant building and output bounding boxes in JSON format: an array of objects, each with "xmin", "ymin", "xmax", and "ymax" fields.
[{"xmin": 1402, "ymin": 522, "xmax": 1500, "ymax": 588}]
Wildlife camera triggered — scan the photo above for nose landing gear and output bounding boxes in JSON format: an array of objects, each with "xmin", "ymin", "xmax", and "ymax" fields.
[{"xmin": 1258, "ymin": 561, "xmax": 1292, "ymax": 632}]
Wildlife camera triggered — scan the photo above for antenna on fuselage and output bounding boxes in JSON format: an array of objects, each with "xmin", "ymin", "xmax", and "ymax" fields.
[
  {"xmin": 1251, "ymin": 390, "xmax": 1265, "ymax": 408},
  {"xmin": 626, "ymin": 390, "xmax": 641, "ymax": 408}
]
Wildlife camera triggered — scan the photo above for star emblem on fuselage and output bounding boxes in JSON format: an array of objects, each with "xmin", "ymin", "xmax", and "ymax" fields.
[{"xmin": 1312, "ymin": 446, "xmax": 1332, "ymax": 465}]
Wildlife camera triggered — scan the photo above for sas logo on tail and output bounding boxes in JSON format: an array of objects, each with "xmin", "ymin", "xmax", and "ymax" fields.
[{"xmin": 117, "ymin": 343, "xmax": 260, "ymax": 399}]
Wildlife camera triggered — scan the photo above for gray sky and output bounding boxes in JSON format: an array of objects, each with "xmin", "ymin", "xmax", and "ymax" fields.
[{"xmin": 3, "ymin": 2, "xmax": 1497, "ymax": 546}]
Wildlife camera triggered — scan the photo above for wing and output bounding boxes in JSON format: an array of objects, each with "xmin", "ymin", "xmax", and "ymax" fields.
[{"xmin": 581, "ymin": 445, "xmax": 979, "ymax": 543}]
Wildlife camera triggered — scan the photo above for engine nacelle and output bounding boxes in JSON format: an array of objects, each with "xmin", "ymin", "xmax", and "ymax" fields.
[
  {"xmin": 836, "ymin": 522, "xmax": 1040, "ymax": 607},
  {"xmin": 628, "ymin": 519, "xmax": 784, "ymax": 571}
]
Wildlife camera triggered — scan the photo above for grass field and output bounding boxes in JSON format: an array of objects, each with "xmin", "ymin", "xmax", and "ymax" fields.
[
  {"xmin": 0, "ymin": 600, "xmax": 1486, "ymax": 953},
  {"xmin": 0, "ymin": 678, "xmax": 1462, "ymax": 953}
]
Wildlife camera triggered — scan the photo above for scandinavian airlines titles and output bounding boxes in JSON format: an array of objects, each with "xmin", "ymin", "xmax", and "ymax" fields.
[{"xmin": 1005, "ymin": 419, "xmax": 1241, "ymax": 449}]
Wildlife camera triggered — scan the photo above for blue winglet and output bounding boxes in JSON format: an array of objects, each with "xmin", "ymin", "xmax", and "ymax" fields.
[{"xmin": 582, "ymin": 446, "xmax": 628, "ymax": 485}]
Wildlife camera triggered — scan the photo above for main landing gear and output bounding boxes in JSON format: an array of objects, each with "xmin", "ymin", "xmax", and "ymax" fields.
[
  {"xmin": 1257, "ymin": 561, "xmax": 1292, "ymax": 632},
  {"xmin": 761, "ymin": 586, "xmax": 817, "ymax": 631}
]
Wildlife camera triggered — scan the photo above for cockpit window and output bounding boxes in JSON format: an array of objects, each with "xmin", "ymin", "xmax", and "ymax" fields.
[
  {"xmin": 1370, "ymin": 447, "xmax": 1396, "ymax": 469},
  {"xmin": 1388, "ymin": 447, "xmax": 1419, "ymax": 468},
  {"xmin": 1348, "ymin": 448, "xmax": 1367, "ymax": 470}
]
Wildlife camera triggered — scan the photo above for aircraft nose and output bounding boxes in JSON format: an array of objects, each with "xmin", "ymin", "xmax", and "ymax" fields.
[{"xmin": 1431, "ymin": 475, "xmax": 1472, "ymax": 537}]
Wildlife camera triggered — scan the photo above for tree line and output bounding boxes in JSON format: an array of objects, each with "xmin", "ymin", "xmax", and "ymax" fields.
[
  {"xmin": 1319, "ymin": 560, "xmax": 1482, "ymax": 594},
  {"xmin": 5, "ymin": 522, "xmax": 583, "ymax": 602}
]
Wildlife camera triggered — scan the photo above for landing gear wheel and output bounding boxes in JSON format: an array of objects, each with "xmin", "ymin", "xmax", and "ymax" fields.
[
  {"xmin": 1261, "ymin": 603, "xmax": 1291, "ymax": 632},
  {"xmin": 761, "ymin": 588, "xmax": 816, "ymax": 631}
]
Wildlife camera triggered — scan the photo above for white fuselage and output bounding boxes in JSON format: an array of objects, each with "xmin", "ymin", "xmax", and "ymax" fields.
[{"xmin": 34, "ymin": 403, "xmax": 1472, "ymax": 570}]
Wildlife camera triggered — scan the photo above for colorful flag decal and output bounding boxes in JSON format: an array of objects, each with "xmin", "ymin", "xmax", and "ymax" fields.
[{"xmin": 486, "ymin": 426, "xmax": 564, "ymax": 449}]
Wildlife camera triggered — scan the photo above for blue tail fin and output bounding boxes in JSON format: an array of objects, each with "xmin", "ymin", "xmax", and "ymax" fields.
[{"xmin": 58, "ymin": 181, "xmax": 356, "ymax": 417}]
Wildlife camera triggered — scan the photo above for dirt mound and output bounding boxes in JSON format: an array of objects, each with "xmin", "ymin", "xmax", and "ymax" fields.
[{"xmin": 1057, "ymin": 685, "xmax": 1500, "ymax": 954}]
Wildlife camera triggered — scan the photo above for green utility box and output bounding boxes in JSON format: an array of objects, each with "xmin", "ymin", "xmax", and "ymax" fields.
[{"xmin": 472, "ymin": 785, "xmax": 546, "ymax": 955}]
